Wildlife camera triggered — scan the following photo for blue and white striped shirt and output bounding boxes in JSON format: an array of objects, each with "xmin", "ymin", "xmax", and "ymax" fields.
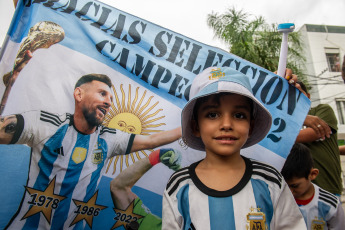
[
  {"xmin": 162, "ymin": 157, "xmax": 306, "ymax": 230},
  {"xmin": 6, "ymin": 110, "xmax": 134, "ymax": 229},
  {"xmin": 298, "ymin": 183, "xmax": 345, "ymax": 230}
]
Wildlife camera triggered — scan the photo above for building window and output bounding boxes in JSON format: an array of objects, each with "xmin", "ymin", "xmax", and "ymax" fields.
[
  {"xmin": 336, "ymin": 99, "xmax": 345, "ymax": 124},
  {"xmin": 325, "ymin": 48, "xmax": 340, "ymax": 72}
]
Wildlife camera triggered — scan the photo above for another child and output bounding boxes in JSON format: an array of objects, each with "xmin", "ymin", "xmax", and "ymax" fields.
[
  {"xmin": 281, "ymin": 142, "xmax": 345, "ymax": 230},
  {"xmin": 162, "ymin": 67, "xmax": 306, "ymax": 229}
]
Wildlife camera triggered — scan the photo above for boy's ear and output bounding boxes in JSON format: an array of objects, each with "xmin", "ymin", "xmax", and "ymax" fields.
[
  {"xmin": 191, "ymin": 119, "xmax": 201, "ymax": 137},
  {"xmin": 309, "ymin": 168, "xmax": 319, "ymax": 180}
]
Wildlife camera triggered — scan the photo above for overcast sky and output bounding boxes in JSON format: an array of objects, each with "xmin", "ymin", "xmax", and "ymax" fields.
[{"xmin": 1, "ymin": 0, "xmax": 345, "ymax": 50}]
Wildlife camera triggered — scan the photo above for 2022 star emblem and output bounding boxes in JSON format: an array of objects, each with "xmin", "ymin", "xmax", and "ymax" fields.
[
  {"xmin": 112, "ymin": 200, "xmax": 144, "ymax": 229},
  {"xmin": 22, "ymin": 177, "xmax": 67, "ymax": 224}
]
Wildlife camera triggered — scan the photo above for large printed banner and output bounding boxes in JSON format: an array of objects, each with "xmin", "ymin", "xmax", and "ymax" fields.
[{"xmin": 0, "ymin": 0, "xmax": 311, "ymax": 229}]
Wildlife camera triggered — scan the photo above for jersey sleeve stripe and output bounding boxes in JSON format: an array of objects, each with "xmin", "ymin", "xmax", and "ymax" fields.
[
  {"xmin": 319, "ymin": 189, "xmax": 338, "ymax": 208},
  {"xmin": 39, "ymin": 117, "xmax": 61, "ymax": 127},
  {"xmin": 166, "ymin": 168, "xmax": 189, "ymax": 187},
  {"xmin": 319, "ymin": 197, "xmax": 337, "ymax": 208},
  {"xmin": 252, "ymin": 161, "xmax": 282, "ymax": 180},
  {"xmin": 40, "ymin": 111, "xmax": 65, "ymax": 126},
  {"xmin": 252, "ymin": 171, "xmax": 282, "ymax": 188},
  {"xmin": 41, "ymin": 111, "xmax": 66, "ymax": 123},
  {"xmin": 100, "ymin": 126, "xmax": 118, "ymax": 135},
  {"xmin": 165, "ymin": 168, "xmax": 190, "ymax": 195},
  {"xmin": 167, "ymin": 175, "xmax": 191, "ymax": 196}
]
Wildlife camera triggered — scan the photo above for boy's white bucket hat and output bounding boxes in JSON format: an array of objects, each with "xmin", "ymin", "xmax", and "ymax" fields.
[{"xmin": 181, "ymin": 67, "xmax": 272, "ymax": 150}]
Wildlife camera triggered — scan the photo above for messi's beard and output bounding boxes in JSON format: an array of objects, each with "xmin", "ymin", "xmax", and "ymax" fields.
[{"xmin": 82, "ymin": 107, "xmax": 103, "ymax": 128}]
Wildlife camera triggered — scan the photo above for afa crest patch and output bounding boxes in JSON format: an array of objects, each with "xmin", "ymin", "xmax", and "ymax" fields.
[
  {"xmin": 91, "ymin": 148, "xmax": 104, "ymax": 165},
  {"xmin": 209, "ymin": 68, "xmax": 225, "ymax": 80},
  {"xmin": 246, "ymin": 207, "xmax": 267, "ymax": 230},
  {"xmin": 311, "ymin": 217, "xmax": 325, "ymax": 230}
]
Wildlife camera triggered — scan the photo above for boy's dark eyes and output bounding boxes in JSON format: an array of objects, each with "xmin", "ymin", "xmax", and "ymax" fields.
[
  {"xmin": 205, "ymin": 112, "xmax": 247, "ymax": 119},
  {"xmin": 206, "ymin": 112, "xmax": 219, "ymax": 119},
  {"xmin": 234, "ymin": 113, "xmax": 246, "ymax": 119}
]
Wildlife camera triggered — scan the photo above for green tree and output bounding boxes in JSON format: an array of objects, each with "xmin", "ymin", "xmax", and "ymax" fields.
[{"xmin": 207, "ymin": 7, "xmax": 306, "ymax": 82}]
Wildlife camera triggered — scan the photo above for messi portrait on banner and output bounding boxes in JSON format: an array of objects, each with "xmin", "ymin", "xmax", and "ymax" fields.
[{"xmin": 0, "ymin": 0, "xmax": 310, "ymax": 229}]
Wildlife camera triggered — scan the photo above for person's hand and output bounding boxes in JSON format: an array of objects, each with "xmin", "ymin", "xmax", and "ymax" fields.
[
  {"xmin": 303, "ymin": 115, "xmax": 332, "ymax": 140},
  {"xmin": 149, "ymin": 148, "xmax": 182, "ymax": 171},
  {"xmin": 274, "ymin": 68, "xmax": 298, "ymax": 86},
  {"xmin": 159, "ymin": 148, "xmax": 182, "ymax": 171}
]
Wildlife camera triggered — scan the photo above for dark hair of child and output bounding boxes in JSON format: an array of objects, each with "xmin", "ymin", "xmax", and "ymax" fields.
[{"xmin": 281, "ymin": 143, "xmax": 314, "ymax": 181}]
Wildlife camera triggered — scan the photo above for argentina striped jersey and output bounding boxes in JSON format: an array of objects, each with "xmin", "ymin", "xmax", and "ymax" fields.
[
  {"xmin": 6, "ymin": 110, "xmax": 134, "ymax": 230},
  {"xmin": 298, "ymin": 183, "xmax": 345, "ymax": 230},
  {"xmin": 162, "ymin": 156, "xmax": 307, "ymax": 230}
]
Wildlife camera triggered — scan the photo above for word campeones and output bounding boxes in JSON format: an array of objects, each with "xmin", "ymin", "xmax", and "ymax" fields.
[{"xmin": 27, "ymin": 0, "xmax": 303, "ymax": 118}]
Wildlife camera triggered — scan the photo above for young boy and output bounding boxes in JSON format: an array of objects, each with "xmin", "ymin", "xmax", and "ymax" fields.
[
  {"xmin": 162, "ymin": 67, "xmax": 307, "ymax": 229},
  {"xmin": 281, "ymin": 143, "xmax": 345, "ymax": 230}
]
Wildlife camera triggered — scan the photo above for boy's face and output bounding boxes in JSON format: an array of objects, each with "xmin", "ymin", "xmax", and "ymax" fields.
[
  {"xmin": 192, "ymin": 94, "xmax": 253, "ymax": 158},
  {"xmin": 286, "ymin": 176, "xmax": 314, "ymax": 200},
  {"xmin": 286, "ymin": 168, "xmax": 318, "ymax": 200}
]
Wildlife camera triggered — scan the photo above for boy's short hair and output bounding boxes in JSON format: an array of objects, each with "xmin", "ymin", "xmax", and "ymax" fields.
[
  {"xmin": 281, "ymin": 143, "xmax": 314, "ymax": 180},
  {"xmin": 181, "ymin": 67, "xmax": 272, "ymax": 151},
  {"xmin": 75, "ymin": 74, "xmax": 112, "ymax": 89}
]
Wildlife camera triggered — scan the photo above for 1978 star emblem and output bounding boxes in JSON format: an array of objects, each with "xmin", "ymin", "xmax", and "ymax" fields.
[{"xmin": 22, "ymin": 177, "xmax": 67, "ymax": 224}]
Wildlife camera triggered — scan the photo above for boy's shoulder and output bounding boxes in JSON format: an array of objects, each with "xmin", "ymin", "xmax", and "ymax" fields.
[
  {"xmin": 314, "ymin": 183, "xmax": 341, "ymax": 208},
  {"xmin": 165, "ymin": 163, "xmax": 193, "ymax": 196},
  {"xmin": 249, "ymin": 158, "xmax": 283, "ymax": 189}
]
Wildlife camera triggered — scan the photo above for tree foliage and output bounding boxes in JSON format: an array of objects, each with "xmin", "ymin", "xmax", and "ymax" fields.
[{"xmin": 207, "ymin": 7, "xmax": 306, "ymax": 81}]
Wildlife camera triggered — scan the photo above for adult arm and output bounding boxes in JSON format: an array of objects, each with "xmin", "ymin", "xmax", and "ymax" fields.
[
  {"xmin": 279, "ymin": 68, "xmax": 332, "ymax": 141},
  {"xmin": 339, "ymin": 145, "xmax": 345, "ymax": 156},
  {"xmin": 281, "ymin": 69, "xmax": 331, "ymax": 142},
  {"xmin": 130, "ymin": 127, "xmax": 181, "ymax": 153},
  {"xmin": 279, "ymin": 68, "xmax": 331, "ymax": 141},
  {"xmin": 110, "ymin": 157, "xmax": 151, "ymax": 210},
  {"xmin": 295, "ymin": 115, "xmax": 332, "ymax": 143},
  {"xmin": 110, "ymin": 149, "xmax": 181, "ymax": 209}
]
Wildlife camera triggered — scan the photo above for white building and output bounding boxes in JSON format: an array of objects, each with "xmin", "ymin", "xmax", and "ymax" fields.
[
  {"xmin": 298, "ymin": 24, "xmax": 345, "ymax": 141},
  {"xmin": 299, "ymin": 24, "xmax": 345, "ymax": 205}
]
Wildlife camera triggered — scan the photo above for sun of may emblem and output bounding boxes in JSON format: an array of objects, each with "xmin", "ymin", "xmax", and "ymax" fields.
[{"xmin": 104, "ymin": 84, "xmax": 166, "ymax": 174}]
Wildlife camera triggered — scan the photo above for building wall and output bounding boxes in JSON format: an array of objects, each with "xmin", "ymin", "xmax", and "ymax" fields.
[
  {"xmin": 299, "ymin": 24, "xmax": 345, "ymax": 203},
  {"xmin": 299, "ymin": 24, "xmax": 345, "ymax": 140}
]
